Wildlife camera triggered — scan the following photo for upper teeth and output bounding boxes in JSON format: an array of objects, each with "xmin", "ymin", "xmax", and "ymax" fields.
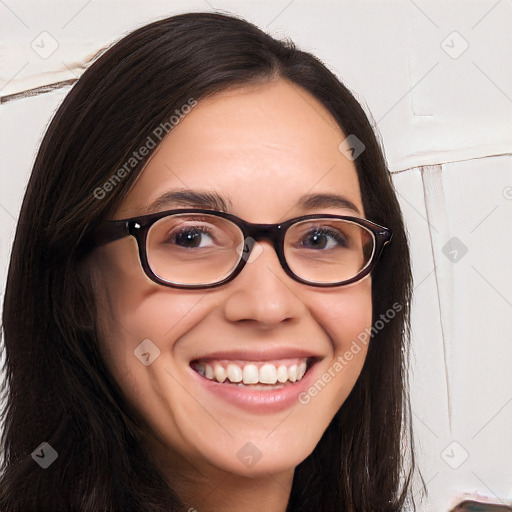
[{"xmin": 193, "ymin": 360, "xmax": 309, "ymax": 385}]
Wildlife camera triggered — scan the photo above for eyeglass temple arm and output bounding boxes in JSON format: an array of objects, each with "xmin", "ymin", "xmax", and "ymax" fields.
[{"xmin": 91, "ymin": 220, "xmax": 131, "ymax": 247}]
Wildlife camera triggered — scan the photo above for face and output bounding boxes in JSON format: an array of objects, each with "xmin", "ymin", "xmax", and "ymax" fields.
[{"xmin": 90, "ymin": 79, "xmax": 372, "ymax": 483}]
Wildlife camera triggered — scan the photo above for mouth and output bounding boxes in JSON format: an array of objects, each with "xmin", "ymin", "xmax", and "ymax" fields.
[
  {"xmin": 188, "ymin": 348, "xmax": 323, "ymax": 412},
  {"xmin": 191, "ymin": 357, "xmax": 316, "ymax": 389}
]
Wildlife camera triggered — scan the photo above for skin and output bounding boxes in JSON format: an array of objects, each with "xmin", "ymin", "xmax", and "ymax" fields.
[{"xmin": 89, "ymin": 78, "xmax": 373, "ymax": 512}]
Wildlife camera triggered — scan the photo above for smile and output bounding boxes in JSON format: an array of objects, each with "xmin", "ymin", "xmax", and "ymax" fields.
[
  {"xmin": 192, "ymin": 358, "xmax": 310, "ymax": 387},
  {"xmin": 188, "ymin": 349, "xmax": 322, "ymax": 412}
]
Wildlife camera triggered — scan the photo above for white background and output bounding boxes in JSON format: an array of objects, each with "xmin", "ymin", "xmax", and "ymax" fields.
[{"xmin": 1, "ymin": 1, "xmax": 511, "ymax": 510}]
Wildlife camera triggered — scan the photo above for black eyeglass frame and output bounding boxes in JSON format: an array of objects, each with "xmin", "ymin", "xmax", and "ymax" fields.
[{"xmin": 92, "ymin": 208, "xmax": 392, "ymax": 289}]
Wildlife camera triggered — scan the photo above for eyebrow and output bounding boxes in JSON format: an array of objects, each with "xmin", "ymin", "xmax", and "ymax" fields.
[{"xmin": 140, "ymin": 189, "xmax": 361, "ymax": 215}]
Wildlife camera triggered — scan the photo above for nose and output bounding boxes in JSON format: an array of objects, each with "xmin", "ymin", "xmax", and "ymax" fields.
[{"xmin": 222, "ymin": 239, "xmax": 308, "ymax": 329}]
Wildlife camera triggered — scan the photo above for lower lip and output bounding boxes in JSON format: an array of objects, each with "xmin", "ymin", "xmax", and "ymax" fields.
[{"xmin": 189, "ymin": 361, "xmax": 320, "ymax": 413}]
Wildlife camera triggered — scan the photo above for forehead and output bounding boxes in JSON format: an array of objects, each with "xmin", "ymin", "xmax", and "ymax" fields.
[{"xmin": 117, "ymin": 79, "xmax": 363, "ymax": 220}]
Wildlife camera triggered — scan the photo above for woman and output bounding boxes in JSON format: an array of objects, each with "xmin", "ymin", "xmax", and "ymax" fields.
[{"xmin": 0, "ymin": 12, "xmax": 418, "ymax": 512}]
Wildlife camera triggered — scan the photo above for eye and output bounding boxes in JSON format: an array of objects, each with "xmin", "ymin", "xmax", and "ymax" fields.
[
  {"xmin": 149, "ymin": 214, "xmax": 240, "ymax": 255},
  {"xmin": 165, "ymin": 225, "xmax": 216, "ymax": 248},
  {"xmin": 300, "ymin": 227, "xmax": 348, "ymax": 250}
]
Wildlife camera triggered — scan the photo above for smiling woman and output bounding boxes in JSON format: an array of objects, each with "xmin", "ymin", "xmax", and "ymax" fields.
[{"xmin": 0, "ymin": 12, "xmax": 417, "ymax": 512}]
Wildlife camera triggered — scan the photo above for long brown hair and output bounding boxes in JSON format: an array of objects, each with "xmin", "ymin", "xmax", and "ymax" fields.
[{"xmin": 1, "ymin": 12, "xmax": 418, "ymax": 511}]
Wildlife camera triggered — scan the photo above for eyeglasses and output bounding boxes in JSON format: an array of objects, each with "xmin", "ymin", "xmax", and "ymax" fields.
[{"xmin": 93, "ymin": 208, "xmax": 392, "ymax": 289}]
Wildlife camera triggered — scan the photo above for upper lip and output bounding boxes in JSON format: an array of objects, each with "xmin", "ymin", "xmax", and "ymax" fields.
[{"xmin": 190, "ymin": 347, "xmax": 323, "ymax": 362}]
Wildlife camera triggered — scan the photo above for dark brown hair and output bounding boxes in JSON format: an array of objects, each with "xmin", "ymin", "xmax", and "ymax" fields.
[{"xmin": 1, "ymin": 12, "xmax": 419, "ymax": 511}]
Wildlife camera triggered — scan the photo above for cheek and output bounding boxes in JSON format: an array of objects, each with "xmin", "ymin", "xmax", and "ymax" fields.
[
  {"xmin": 92, "ymin": 238, "xmax": 206, "ymax": 341},
  {"xmin": 306, "ymin": 278, "xmax": 373, "ymax": 401},
  {"xmin": 90, "ymin": 245, "xmax": 205, "ymax": 388},
  {"xmin": 92, "ymin": 262, "xmax": 213, "ymax": 448},
  {"xmin": 310, "ymin": 278, "xmax": 373, "ymax": 353}
]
